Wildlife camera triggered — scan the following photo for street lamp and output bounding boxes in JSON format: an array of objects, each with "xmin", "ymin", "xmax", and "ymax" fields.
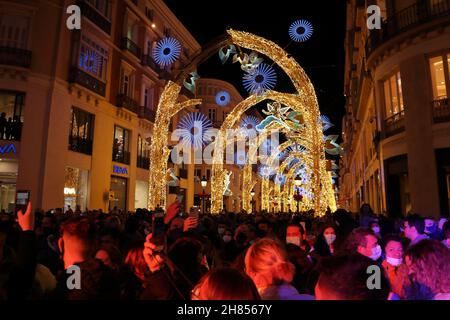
[
  {"xmin": 294, "ymin": 175, "xmax": 302, "ymax": 186},
  {"xmin": 200, "ymin": 176, "xmax": 207, "ymax": 214}
]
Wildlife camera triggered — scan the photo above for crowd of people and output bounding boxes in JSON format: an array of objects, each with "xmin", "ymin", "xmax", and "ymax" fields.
[{"xmin": 0, "ymin": 201, "xmax": 449, "ymax": 300}]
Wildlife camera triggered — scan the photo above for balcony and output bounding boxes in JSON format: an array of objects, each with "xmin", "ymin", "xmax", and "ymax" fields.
[
  {"xmin": 138, "ymin": 106, "xmax": 156, "ymax": 122},
  {"xmin": 113, "ymin": 150, "xmax": 130, "ymax": 165},
  {"xmin": 432, "ymin": 98, "xmax": 450, "ymax": 123},
  {"xmin": 141, "ymin": 54, "xmax": 171, "ymax": 79},
  {"xmin": 0, "ymin": 47, "xmax": 31, "ymax": 68},
  {"xmin": 120, "ymin": 37, "xmax": 141, "ymax": 59},
  {"xmin": 366, "ymin": 0, "xmax": 450, "ymax": 57},
  {"xmin": 384, "ymin": 110, "xmax": 405, "ymax": 138},
  {"xmin": 69, "ymin": 67, "xmax": 106, "ymax": 96},
  {"xmin": 117, "ymin": 94, "xmax": 139, "ymax": 114},
  {"xmin": 137, "ymin": 155, "xmax": 150, "ymax": 170},
  {"xmin": 69, "ymin": 136, "xmax": 93, "ymax": 155},
  {"xmin": 77, "ymin": 0, "xmax": 111, "ymax": 34}
]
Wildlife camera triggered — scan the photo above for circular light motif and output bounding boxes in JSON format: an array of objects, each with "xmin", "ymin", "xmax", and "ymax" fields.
[
  {"xmin": 239, "ymin": 115, "xmax": 260, "ymax": 139},
  {"xmin": 258, "ymin": 165, "xmax": 275, "ymax": 178},
  {"xmin": 176, "ymin": 112, "xmax": 213, "ymax": 149},
  {"xmin": 243, "ymin": 63, "xmax": 277, "ymax": 95},
  {"xmin": 289, "ymin": 20, "xmax": 313, "ymax": 42},
  {"xmin": 274, "ymin": 174, "xmax": 286, "ymax": 185},
  {"xmin": 153, "ymin": 37, "xmax": 181, "ymax": 67},
  {"xmin": 215, "ymin": 91, "xmax": 231, "ymax": 107}
]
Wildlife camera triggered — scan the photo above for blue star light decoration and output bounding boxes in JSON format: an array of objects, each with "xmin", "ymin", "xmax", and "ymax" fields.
[
  {"xmin": 320, "ymin": 115, "xmax": 334, "ymax": 132},
  {"xmin": 79, "ymin": 49, "xmax": 101, "ymax": 74},
  {"xmin": 243, "ymin": 63, "xmax": 277, "ymax": 95},
  {"xmin": 176, "ymin": 112, "xmax": 213, "ymax": 149},
  {"xmin": 258, "ymin": 165, "xmax": 276, "ymax": 179},
  {"xmin": 153, "ymin": 37, "xmax": 181, "ymax": 67},
  {"xmin": 289, "ymin": 20, "xmax": 314, "ymax": 42},
  {"xmin": 239, "ymin": 115, "xmax": 260, "ymax": 139},
  {"xmin": 274, "ymin": 174, "xmax": 287, "ymax": 186},
  {"xmin": 215, "ymin": 91, "xmax": 231, "ymax": 107}
]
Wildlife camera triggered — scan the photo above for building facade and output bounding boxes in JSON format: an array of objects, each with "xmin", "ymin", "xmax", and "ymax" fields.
[
  {"xmin": 0, "ymin": 0, "xmax": 200, "ymax": 212},
  {"xmin": 340, "ymin": 0, "xmax": 450, "ymax": 218}
]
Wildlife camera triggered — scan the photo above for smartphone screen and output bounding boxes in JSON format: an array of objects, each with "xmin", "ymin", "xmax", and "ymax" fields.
[
  {"xmin": 151, "ymin": 211, "xmax": 166, "ymax": 251},
  {"xmin": 15, "ymin": 190, "xmax": 30, "ymax": 213}
]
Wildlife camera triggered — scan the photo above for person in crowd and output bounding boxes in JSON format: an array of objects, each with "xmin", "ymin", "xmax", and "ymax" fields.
[
  {"xmin": 369, "ymin": 220, "xmax": 382, "ymax": 239},
  {"xmin": 403, "ymin": 214, "xmax": 429, "ymax": 247},
  {"xmin": 441, "ymin": 221, "xmax": 450, "ymax": 249},
  {"xmin": 256, "ymin": 220, "xmax": 275, "ymax": 239},
  {"xmin": 424, "ymin": 217, "xmax": 440, "ymax": 240},
  {"xmin": 52, "ymin": 217, "xmax": 120, "ymax": 299},
  {"xmin": 191, "ymin": 267, "xmax": 260, "ymax": 300},
  {"xmin": 312, "ymin": 225, "xmax": 336, "ymax": 258},
  {"xmin": 95, "ymin": 243, "xmax": 122, "ymax": 272},
  {"xmin": 381, "ymin": 234, "xmax": 410, "ymax": 299},
  {"xmin": 314, "ymin": 253, "xmax": 390, "ymax": 300},
  {"xmin": 218, "ymin": 227, "xmax": 239, "ymax": 265},
  {"xmin": 404, "ymin": 239, "xmax": 450, "ymax": 300},
  {"xmin": 5, "ymin": 117, "xmax": 12, "ymax": 140},
  {"xmin": 119, "ymin": 242, "xmax": 148, "ymax": 300},
  {"xmin": 340, "ymin": 227, "xmax": 382, "ymax": 262},
  {"xmin": 359, "ymin": 203, "xmax": 375, "ymax": 228},
  {"xmin": 244, "ymin": 238, "xmax": 314, "ymax": 300}
]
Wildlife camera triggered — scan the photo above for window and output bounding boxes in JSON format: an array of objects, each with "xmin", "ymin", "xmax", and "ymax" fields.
[
  {"xmin": 85, "ymin": 0, "xmax": 111, "ymax": 19},
  {"xmin": 206, "ymin": 169, "xmax": 211, "ymax": 180},
  {"xmin": 113, "ymin": 126, "xmax": 131, "ymax": 164},
  {"xmin": 120, "ymin": 66, "xmax": 134, "ymax": 97},
  {"xmin": 143, "ymin": 86, "xmax": 154, "ymax": 109},
  {"xmin": 78, "ymin": 35, "xmax": 108, "ymax": 81},
  {"xmin": 0, "ymin": 14, "xmax": 30, "ymax": 49},
  {"xmin": 69, "ymin": 107, "xmax": 95, "ymax": 155},
  {"xmin": 429, "ymin": 55, "xmax": 450, "ymax": 100},
  {"xmin": 0, "ymin": 90, "xmax": 24, "ymax": 141},
  {"xmin": 145, "ymin": 7, "xmax": 154, "ymax": 20},
  {"xmin": 383, "ymin": 72, "xmax": 404, "ymax": 118},
  {"xmin": 208, "ymin": 109, "xmax": 216, "ymax": 122},
  {"xmin": 195, "ymin": 168, "xmax": 202, "ymax": 178},
  {"xmin": 137, "ymin": 135, "xmax": 150, "ymax": 169}
]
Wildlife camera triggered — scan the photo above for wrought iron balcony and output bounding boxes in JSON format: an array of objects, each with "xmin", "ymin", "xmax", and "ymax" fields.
[
  {"xmin": 69, "ymin": 135, "xmax": 93, "ymax": 155},
  {"xmin": 432, "ymin": 98, "xmax": 450, "ymax": 123},
  {"xmin": 138, "ymin": 106, "xmax": 156, "ymax": 122},
  {"xmin": 366, "ymin": 0, "xmax": 450, "ymax": 57},
  {"xmin": 112, "ymin": 149, "xmax": 130, "ymax": 165},
  {"xmin": 141, "ymin": 54, "xmax": 171, "ymax": 79},
  {"xmin": 117, "ymin": 94, "xmax": 139, "ymax": 114},
  {"xmin": 69, "ymin": 67, "xmax": 106, "ymax": 96},
  {"xmin": 137, "ymin": 155, "xmax": 150, "ymax": 170},
  {"xmin": 384, "ymin": 110, "xmax": 405, "ymax": 138},
  {"xmin": 0, "ymin": 47, "xmax": 31, "ymax": 68},
  {"xmin": 77, "ymin": 0, "xmax": 111, "ymax": 34},
  {"xmin": 120, "ymin": 37, "xmax": 141, "ymax": 59}
]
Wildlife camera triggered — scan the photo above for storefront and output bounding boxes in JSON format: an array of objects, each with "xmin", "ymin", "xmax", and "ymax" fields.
[
  {"xmin": 135, "ymin": 180, "xmax": 148, "ymax": 209},
  {"xmin": 64, "ymin": 166, "xmax": 89, "ymax": 211},
  {"xmin": 110, "ymin": 164, "xmax": 129, "ymax": 211},
  {"xmin": 0, "ymin": 158, "xmax": 18, "ymax": 212}
]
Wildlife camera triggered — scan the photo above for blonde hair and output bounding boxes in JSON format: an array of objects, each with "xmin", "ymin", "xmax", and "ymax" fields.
[{"xmin": 244, "ymin": 238, "xmax": 295, "ymax": 285}]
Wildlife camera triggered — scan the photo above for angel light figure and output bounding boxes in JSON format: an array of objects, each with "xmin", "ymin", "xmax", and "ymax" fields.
[{"xmin": 256, "ymin": 101, "xmax": 291, "ymax": 132}]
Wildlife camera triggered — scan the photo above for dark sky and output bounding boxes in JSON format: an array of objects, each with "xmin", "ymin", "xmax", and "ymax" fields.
[{"xmin": 164, "ymin": 0, "xmax": 347, "ymax": 137}]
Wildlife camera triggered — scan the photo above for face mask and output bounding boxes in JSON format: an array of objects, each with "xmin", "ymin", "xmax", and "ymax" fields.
[
  {"xmin": 386, "ymin": 256, "xmax": 403, "ymax": 267},
  {"xmin": 286, "ymin": 236, "xmax": 301, "ymax": 247},
  {"xmin": 223, "ymin": 235, "xmax": 232, "ymax": 243},
  {"xmin": 218, "ymin": 227, "xmax": 225, "ymax": 235},
  {"xmin": 324, "ymin": 234, "xmax": 336, "ymax": 245},
  {"xmin": 372, "ymin": 227, "xmax": 380, "ymax": 234},
  {"xmin": 424, "ymin": 225, "xmax": 436, "ymax": 235},
  {"xmin": 369, "ymin": 245, "xmax": 382, "ymax": 261}
]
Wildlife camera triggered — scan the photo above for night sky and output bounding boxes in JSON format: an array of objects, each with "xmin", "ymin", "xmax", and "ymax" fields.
[{"xmin": 164, "ymin": 0, "xmax": 347, "ymax": 137}]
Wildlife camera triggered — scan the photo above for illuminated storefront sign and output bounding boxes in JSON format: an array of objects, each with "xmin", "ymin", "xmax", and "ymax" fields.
[
  {"xmin": 113, "ymin": 165, "xmax": 128, "ymax": 175},
  {"xmin": 0, "ymin": 143, "xmax": 17, "ymax": 155}
]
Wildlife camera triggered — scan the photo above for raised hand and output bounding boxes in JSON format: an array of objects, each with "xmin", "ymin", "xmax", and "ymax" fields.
[
  {"xmin": 164, "ymin": 201, "xmax": 180, "ymax": 224},
  {"xmin": 183, "ymin": 216, "xmax": 198, "ymax": 232},
  {"xmin": 17, "ymin": 201, "xmax": 34, "ymax": 232},
  {"xmin": 143, "ymin": 233, "xmax": 165, "ymax": 273}
]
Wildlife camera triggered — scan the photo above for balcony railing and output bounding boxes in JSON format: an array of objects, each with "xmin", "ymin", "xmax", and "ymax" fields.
[
  {"xmin": 69, "ymin": 136, "xmax": 93, "ymax": 155},
  {"xmin": 384, "ymin": 110, "xmax": 405, "ymax": 138},
  {"xmin": 138, "ymin": 106, "xmax": 156, "ymax": 122},
  {"xmin": 117, "ymin": 94, "xmax": 139, "ymax": 114},
  {"xmin": 77, "ymin": 0, "xmax": 111, "ymax": 34},
  {"xmin": 120, "ymin": 37, "xmax": 141, "ymax": 59},
  {"xmin": 366, "ymin": 0, "xmax": 450, "ymax": 57},
  {"xmin": 141, "ymin": 54, "xmax": 171, "ymax": 79},
  {"xmin": 432, "ymin": 98, "xmax": 450, "ymax": 123},
  {"xmin": 69, "ymin": 67, "xmax": 106, "ymax": 96},
  {"xmin": 113, "ymin": 150, "xmax": 130, "ymax": 165},
  {"xmin": 0, "ymin": 47, "xmax": 32, "ymax": 68},
  {"xmin": 137, "ymin": 155, "xmax": 150, "ymax": 170}
]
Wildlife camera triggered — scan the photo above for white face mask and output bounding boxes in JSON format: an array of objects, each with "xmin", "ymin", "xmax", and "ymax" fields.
[
  {"xmin": 372, "ymin": 227, "xmax": 380, "ymax": 234},
  {"xmin": 223, "ymin": 235, "xmax": 232, "ymax": 243},
  {"xmin": 369, "ymin": 245, "xmax": 382, "ymax": 261},
  {"xmin": 324, "ymin": 234, "xmax": 336, "ymax": 245},
  {"xmin": 218, "ymin": 227, "xmax": 225, "ymax": 235},
  {"xmin": 286, "ymin": 236, "xmax": 301, "ymax": 247},
  {"xmin": 386, "ymin": 256, "xmax": 403, "ymax": 267}
]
